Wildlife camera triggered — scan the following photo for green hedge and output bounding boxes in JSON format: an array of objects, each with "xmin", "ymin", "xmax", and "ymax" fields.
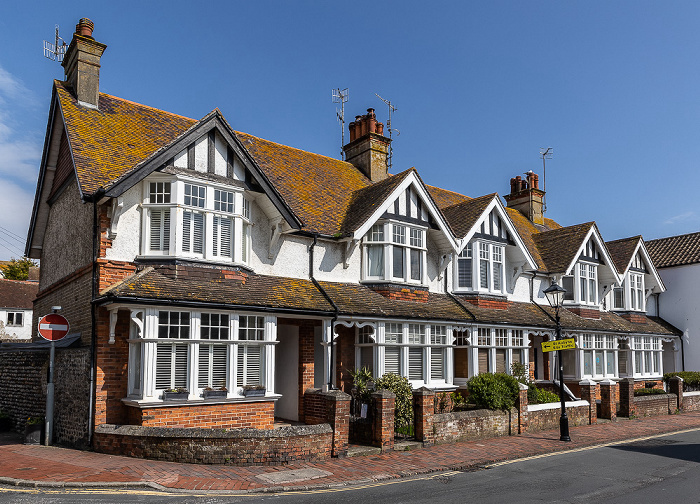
[
  {"xmin": 530, "ymin": 387, "xmax": 561, "ymax": 404},
  {"xmin": 663, "ymin": 371, "xmax": 700, "ymax": 390},
  {"xmin": 374, "ymin": 373, "xmax": 414, "ymax": 429},
  {"xmin": 634, "ymin": 388, "xmax": 668, "ymax": 396},
  {"xmin": 467, "ymin": 373, "xmax": 520, "ymax": 411}
]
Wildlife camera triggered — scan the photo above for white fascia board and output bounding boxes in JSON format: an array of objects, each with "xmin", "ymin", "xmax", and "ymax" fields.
[
  {"xmin": 352, "ymin": 172, "xmax": 459, "ymax": 252},
  {"xmin": 635, "ymin": 241, "xmax": 666, "ymax": 292},
  {"xmin": 564, "ymin": 226, "xmax": 623, "ymax": 285},
  {"xmin": 458, "ymin": 196, "xmax": 538, "ymax": 271}
]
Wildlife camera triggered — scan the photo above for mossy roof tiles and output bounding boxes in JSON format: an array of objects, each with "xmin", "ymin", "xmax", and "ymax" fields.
[
  {"xmin": 441, "ymin": 193, "xmax": 496, "ymax": 238},
  {"xmin": 426, "ymin": 185, "xmax": 471, "ymax": 209},
  {"xmin": 532, "ymin": 222, "xmax": 595, "ymax": 273},
  {"xmin": 606, "ymin": 236, "xmax": 642, "ymax": 274},
  {"xmin": 646, "ymin": 231, "xmax": 700, "ymax": 268}
]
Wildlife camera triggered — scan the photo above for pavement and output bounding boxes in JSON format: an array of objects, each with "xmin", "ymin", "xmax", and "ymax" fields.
[{"xmin": 1, "ymin": 411, "xmax": 700, "ymax": 494}]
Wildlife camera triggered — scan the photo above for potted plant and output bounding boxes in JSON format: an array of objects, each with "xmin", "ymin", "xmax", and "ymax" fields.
[
  {"xmin": 24, "ymin": 416, "xmax": 44, "ymax": 445},
  {"xmin": 242, "ymin": 384, "xmax": 266, "ymax": 397},
  {"xmin": 203, "ymin": 386, "xmax": 228, "ymax": 399},
  {"xmin": 163, "ymin": 388, "xmax": 189, "ymax": 401}
]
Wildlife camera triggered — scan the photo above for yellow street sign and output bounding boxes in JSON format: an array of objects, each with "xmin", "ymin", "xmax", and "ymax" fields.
[{"xmin": 541, "ymin": 338, "xmax": 576, "ymax": 352}]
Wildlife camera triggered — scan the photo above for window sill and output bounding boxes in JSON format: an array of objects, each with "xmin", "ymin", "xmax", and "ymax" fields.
[{"xmin": 122, "ymin": 394, "xmax": 281, "ymax": 408}]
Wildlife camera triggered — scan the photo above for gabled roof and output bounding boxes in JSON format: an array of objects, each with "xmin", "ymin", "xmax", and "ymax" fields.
[
  {"xmin": 606, "ymin": 236, "xmax": 642, "ymax": 274},
  {"xmin": 646, "ymin": 231, "xmax": 700, "ymax": 268},
  {"xmin": 56, "ymin": 81, "xmax": 196, "ymax": 196},
  {"xmin": 532, "ymin": 222, "xmax": 596, "ymax": 273},
  {"xmin": 0, "ymin": 279, "xmax": 39, "ymax": 310},
  {"xmin": 441, "ymin": 193, "xmax": 496, "ymax": 238},
  {"xmin": 340, "ymin": 169, "xmax": 413, "ymax": 235},
  {"xmin": 426, "ymin": 185, "xmax": 471, "ymax": 209}
]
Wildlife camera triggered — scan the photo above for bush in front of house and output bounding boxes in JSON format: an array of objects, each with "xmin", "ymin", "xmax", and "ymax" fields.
[
  {"xmin": 509, "ymin": 362, "xmax": 559, "ymax": 405},
  {"xmin": 634, "ymin": 388, "xmax": 668, "ymax": 397},
  {"xmin": 531, "ymin": 388, "xmax": 561, "ymax": 404},
  {"xmin": 374, "ymin": 373, "xmax": 413, "ymax": 430},
  {"xmin": 467, "ymin": 372, "xmax": 520, "ymax": 411},
  {"xmin": 663, "ymin": 371, "xmax": 700, "ymax": 391}
]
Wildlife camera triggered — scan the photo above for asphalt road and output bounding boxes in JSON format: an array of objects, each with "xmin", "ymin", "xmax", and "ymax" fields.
[{"xmin": 1, "ymin": 429, "xmax": 698, "ymax": 503}]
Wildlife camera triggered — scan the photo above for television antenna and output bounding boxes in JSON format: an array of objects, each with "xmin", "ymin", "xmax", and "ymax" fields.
[
  {"xmin": 540, "ymin": 147, "xmax": 553, "ymax": 213},
  {"xmin": 375, "ymin": 93, "xmax": 399, "ymax": 170},
  {"xmin": 44, "ymin": 25, "xmax": 67, "ymax": 62},
  {"xmin": 332, "ymin": 88, "xmax": 349, "ymax": 159}
]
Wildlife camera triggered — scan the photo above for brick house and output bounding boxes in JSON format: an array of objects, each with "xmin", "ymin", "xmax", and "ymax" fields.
[{"xmin": 21, "ymin": 19, "xmax": 680, "ymax": 449}]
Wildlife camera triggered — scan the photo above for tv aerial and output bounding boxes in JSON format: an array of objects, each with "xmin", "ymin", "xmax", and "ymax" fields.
[
  {"xmin": 540, "ymin": 147, "xmax": 553, "ymax": 213},
  {"xmin": 332, "ymin": 88, "xmax": 349, "ymax": 159},
  {"xmin": 44, "ymin": 25, "xmax": 67, "ymax": 62},
  {"xmin": 375, "ymin": 93, "xmax": 399, "ymax": 170}
]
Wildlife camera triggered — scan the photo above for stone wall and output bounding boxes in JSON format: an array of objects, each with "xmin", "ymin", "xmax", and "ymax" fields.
[
  {"xmin": 93, "ymin": 423, "xmax": 333, "ymax": 465},
  {"xmin": 527, "ymin": 401, "xmax": 591, "ymax": 432},
  {"xmin": 0, "ymin": 348, "xmax": 91, "ymax": 447},
  {"xmin": 633, "ymin": 393, "xmax": 676, "ymax": 417}
]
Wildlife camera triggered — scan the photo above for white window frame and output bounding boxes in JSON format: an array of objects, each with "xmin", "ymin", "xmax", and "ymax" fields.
[
  {"xmin": 453, "ymin": 240, "xmax": 505, "ymax": 295},
  {"xmin": 579, "ymin": 333, "xmax": 617, "ymax": 379},
  {"xmin": 631, "ymin": 336, "xmax": 662, "ymax": 378},
  {"xmin": 565, "ymin": 261, "xmax": 598, "ymax": 306},
  {"xmin": 6, "ymin": 311, "xmax": 23, "ymax": 327},
  {"xmin": 362, "ymin": 221, "xmax": 427, "ymax": 285},
  {"xmin": 468, "ymin": 327, "xmax": 529, "ymax": 377},
  {"xmin": 140, "ymin": 177, "xmax": 251, "ymax": 265}
]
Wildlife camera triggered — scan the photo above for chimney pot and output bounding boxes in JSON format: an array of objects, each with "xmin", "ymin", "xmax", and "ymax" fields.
[
  {"xmin": 76, "ymin": 18, "xmax": 94, "ymax": 37},
  {"xmin": 510, "ymin": 177, "xmax": 517, "ymax": 194},
  {"xmin": 376, "ymin": 122, "xmax": 384, "ymax": 135}
]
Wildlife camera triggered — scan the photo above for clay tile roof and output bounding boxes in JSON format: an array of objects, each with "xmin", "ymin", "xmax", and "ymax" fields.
[
  {"xmin": 340, "ymin": 169, "xmax": 415, "ymax": 235},
  {"xmin": 605, "ymin": 236, "xmax": 642, "ymax": 274},
  {"xmin": 101, "ymin": 265, "xmax": 334, "ymax": 313},
  {"xmin": 317, "ymin": 281, "xmax": 471, "ymax": 321},
  {"xmin": 505, "ymin": 207, "xmax": 560, "ymax": 271},
  {"xmin": 56, "ymin": 81, "xmax": 197, "ymax": 195},
  {"xmin": 426, "ymin": 185, "xmax": 471, "ymax": 209},
  {"xmin": 235, "ymin": 131, "xmax": 371, "ymax": 235},
  {"xmin": 441, "ymin": 193, "xmax": 496, "ymax": 238},
  {"xmin": 646, "ymin": 231, "xmax": 700, "ymax": 268},
  {"xmin": 0, "ymin": 279, "xmax": 39, "ymax": 310},
  {"xmin": 532, "ymin": 222, "xmax": 595, "ymax": 273}
]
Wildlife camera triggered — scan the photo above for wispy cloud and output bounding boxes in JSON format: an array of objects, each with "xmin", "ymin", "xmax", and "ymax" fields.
[
  {"xmin": 663, "ymin": 211, "xmax": 700, "ymax": 226},
  {"xmin": 0, "ymin": 65, "xmax": 41, "ymax": 185}
]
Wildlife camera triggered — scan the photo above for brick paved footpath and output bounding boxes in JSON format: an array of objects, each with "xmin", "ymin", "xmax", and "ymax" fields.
[{"xmin": 1, "ymin": 412, "xmax": 699, "ymax": 493}]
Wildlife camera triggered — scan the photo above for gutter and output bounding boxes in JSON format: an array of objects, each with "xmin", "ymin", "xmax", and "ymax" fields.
[{"xmin": 308, "ymin": 233, "xmax": 339, "ymax": 390}]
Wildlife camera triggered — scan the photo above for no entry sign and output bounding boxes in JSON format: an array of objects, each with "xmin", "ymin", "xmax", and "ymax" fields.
[{"xmin": 38, "ymin": 314, "xmax": 70, "ymax": 342}]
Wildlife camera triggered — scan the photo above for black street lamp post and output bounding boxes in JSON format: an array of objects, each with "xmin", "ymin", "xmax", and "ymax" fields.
[{"xmin": 543, "ymin": 281, "xmax": 571, "ymax": 442}]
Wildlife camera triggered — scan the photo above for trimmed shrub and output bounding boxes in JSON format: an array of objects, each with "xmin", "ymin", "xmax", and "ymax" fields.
[
  {"xmin": 467, "ymin": 373, "xmax": 520, "ymax": 411},
  {"xmin": 635, "ymin": 388, "xmax": 668, "ymax": 397},
  {"xmin": 664, "ymin": 371, "xmax": 700, "ymax": 391},
  {"xmin": 530, "ymin": 387, "xmax": 561, "ymax": 404},
  {"xmin": 374, "ymin": 373, "xmax": 413, "ymax": 429}
]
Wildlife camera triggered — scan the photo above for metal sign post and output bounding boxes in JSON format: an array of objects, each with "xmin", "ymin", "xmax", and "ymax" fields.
[{"xmin": 38, "ymin": 310, "xmax": 69, "ymax": 446}]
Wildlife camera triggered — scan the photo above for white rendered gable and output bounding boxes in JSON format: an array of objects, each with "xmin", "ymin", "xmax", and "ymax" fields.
[{"xmin": 563, "ymin": 227, "xmax": 622, "ymax": 287}]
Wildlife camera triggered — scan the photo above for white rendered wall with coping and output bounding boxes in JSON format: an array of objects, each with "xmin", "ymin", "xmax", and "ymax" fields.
[{"xmin": 657, "ymin": 263, "xmax": 700, "ymax": 371}]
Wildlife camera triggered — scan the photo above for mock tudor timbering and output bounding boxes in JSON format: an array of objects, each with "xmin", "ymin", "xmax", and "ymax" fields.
[{"xmin": 14, "ymin": 17, "xmax": 683, "ymax": 455}]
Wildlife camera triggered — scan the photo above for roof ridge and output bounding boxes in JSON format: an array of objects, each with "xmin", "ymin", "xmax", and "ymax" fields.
[
  {"xmin": 443, "ymin": 192, "xmax": 496, "ymax": 211},
  {"xmin": 606, "ymin": 235, "xmax": 642, "ymax": 244},
  {"xmin": 425, "ymin": 184, "xmax": 470, "ymax": 200},
  {"xmin": 646, "ymin": 230, "xmax": 700, "ymax": 243}
]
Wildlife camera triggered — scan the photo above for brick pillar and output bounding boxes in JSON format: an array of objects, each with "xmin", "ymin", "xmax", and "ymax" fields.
[
  {"xmin": 297, "ymin": 322, "xmax": 316, "ymax": 421},
  {"xmin": 413, "ymin": 387, "xmax": 435, "ymax": 445},
  {"xmin": 618, "ymin": 377, "xmax": 636, "ymax": 418},
  {"xmin": 372, "ymin": 390, "xmax": 395, "ymax": 452},
  {"xmin": 325, "ymin": 389, "xmax": 351, "ymax": 457},
  {"xmin": 599, "ymin": 379, "xmax": 617, "ymax": 420},
  {"xmin": 517, "ymin": 382, "xmax": 529, "ymax": 434},
  {"xmin": 668, "ymin": 376, "xmax": 684, "ymax": 412},
  {"xmin": 578, "ymin": 378, "xmax": 597, "ymax": 425}
]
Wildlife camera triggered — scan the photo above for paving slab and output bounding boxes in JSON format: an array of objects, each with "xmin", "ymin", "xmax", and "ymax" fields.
[{"xmin": 0, "ymin": 411, "xmax": 699, "ymax": 494}]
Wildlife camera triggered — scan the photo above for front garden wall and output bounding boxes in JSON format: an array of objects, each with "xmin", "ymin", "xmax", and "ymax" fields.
[
  {"xmin": 527, "ymin": 402, "xmax": 591, "ymax": 432},
  {"xmin": 633, "ymin": 393, "xmax": 676, "ymax": 417},
  {"xmin": 93, "ymin": 423, "xmax": 333, "ymax": 465},
  {"xmin": 432, "ymin": 408, "xmax": 513, "ymax": 443},
  {"xmin": 682, "ymin": 392, "xmax": 700, "ymax": 412}
]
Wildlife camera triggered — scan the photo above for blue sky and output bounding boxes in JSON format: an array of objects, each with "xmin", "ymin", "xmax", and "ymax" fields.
[{"xmin": 0, "ymin": 1, "xmax": 699, "ymax": 260}]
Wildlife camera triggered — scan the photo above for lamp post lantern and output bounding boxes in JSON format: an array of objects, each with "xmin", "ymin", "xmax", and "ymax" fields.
[{"xmin": 543, "ymin": 280, "xmax": 571, "ymax": 442}]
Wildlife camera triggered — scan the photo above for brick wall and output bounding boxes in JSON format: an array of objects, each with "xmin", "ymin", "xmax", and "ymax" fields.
[
  {"xmin": 303, "ymin": 388, "xmax": 350, "ymax": 457},
  {"xmin": 278, "ymin": 318, "xmax": 319, "ymax": 420},
  {"xmin": 634, "ymin": 394, "xmax": 676, "ymax": 417},
  {"xmin": 334, "ymin": 325, "xmax": 355, "ymax": 393},
  {"xmin": 432, "ymin": 408, "xmax": 513, "ymax": 443},
  {"xmin": 93, "ymin": 423, "xmax": 333, "ymax": 465},
  {"xmin": 367, "ymin": 284, "xmax": 429, "ymax": 302},
  {"xmin": 565, "ymin": 307, "xmax": 600, "ymax": 319},
  {"xmin": 94, "ymin": 307, "xmax": 130, "ymax": 427},
  {"xmin": 126, "ymin": 400, "xmax": 275, "ymax": 429},
  {"xmin": 682, "ymin": 392, "xmax": 700, "ymax": 412},
  {"xmin": 0, "ymin": 350, "xmax": 46, "ymax": 431},
  {"xmin": 462, "ymin": 296, "xmax": 511, "ymax": 309},
  {"xmin": 527, "ymin": 403, "xmax": 591, "ymax": 432}
]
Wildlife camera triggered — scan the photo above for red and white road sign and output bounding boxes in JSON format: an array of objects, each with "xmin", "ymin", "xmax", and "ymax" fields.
[{"xmin": 38, "ymin": 314, "xmax": 70, "ymax": 342}]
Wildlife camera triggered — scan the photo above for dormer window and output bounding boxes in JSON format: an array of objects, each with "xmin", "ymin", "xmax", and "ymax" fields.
[
  {"xmin": 363, "ymin": 221, "xmax": 426, "ymax": 284},
  {"xmin": 454, "ymin": 240, "xmax": 504, "ymax": 294},
  {"xmin": 142, "ymin": 177, "xmax": 251, "ymax": 264},
  {"xmin": 561, "ymin": 262, "xmax": 598, "ymax": 305},
  {"xmin": 612, "ymin": 272, "xmax": 645, "ymax": 312}
]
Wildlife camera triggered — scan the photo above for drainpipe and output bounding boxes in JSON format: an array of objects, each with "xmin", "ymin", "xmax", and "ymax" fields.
[
  {"xmin": 308, "ymin": 234, "xmax": 339, "ymax": 390},
  {"xmin": 87, "ymin": 195, "xmax": 101, "ymax": 445}
]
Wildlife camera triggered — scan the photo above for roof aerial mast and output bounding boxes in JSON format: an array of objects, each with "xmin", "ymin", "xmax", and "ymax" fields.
[
  {"xmin": 375, "ymin": 93, "xmax": 399, "ymax": 171},
  {"xmin": 43, "ymin": 25, "xmax": 67, "ymax": 62},
  {"xmin": 332, "ymin": 88, "xmax": 349, "ymax": 160},
  {"xmin": 540, "ymin": 147, "xmax": 553, "ymax": 213}
]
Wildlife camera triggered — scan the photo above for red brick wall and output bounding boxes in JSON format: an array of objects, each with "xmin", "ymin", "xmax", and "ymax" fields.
[
  {"xmin": 634, "ymin": 394, "xmax": 676, "ymax": 417},
  {"xmin": 619, "ymin": 312, "xmax": 648, "ymax": 324},
  {"xmin": 126, "ymin": 401, "xmax": 275, "ymax": 429},
  {"xmin": 462, "ymin": 297, "xmax": 511, "ymax": 309},
  {"xmin": 369, "ymin": 284, "xmax": 429, "ymax": 302},
  {"xmin": 93, "ymin": 308, "xmax": 130, "ymax": 427},
  {"xmin": 566, "ymin": 307, "xmax": 601, "ymax": 319}
]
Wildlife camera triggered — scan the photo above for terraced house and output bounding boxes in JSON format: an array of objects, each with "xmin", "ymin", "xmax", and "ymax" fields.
[{"xmin": 22, "ymin": 19, "xmax": 681, "ymax": 452}]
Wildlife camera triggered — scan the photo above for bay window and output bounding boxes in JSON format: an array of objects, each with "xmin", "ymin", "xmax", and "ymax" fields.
[
  {"xmin": 363, "ymin": 221, "xmax": 426, "ymax": 284},
  {"xmin": 580, "ymin": 334, "xmax": 617, "ymax": 379},
  {"xmin": 561, "ymin": 262, "xmax": 598, "ymax": 306},
  {"xmin": 631, "ymin": 336, "xmax": 662, "ymax": 377},
  {"xmin": 454, "ymin": 241, "xmax": 504, "ymax": 294},
  {"xmin": 142, "ymin": 177, "xmax": 250, "ymax": 264},
  {"xmin": 128, "ymin": 309, "xmax": 274, "ymax": 401},
  {"xmin": 472, "ymin": 327, "xmax": 528, "ymax": 376},
  {"xmin": 611, "ymin": 273, "xmax": 645, "ymax": 312}
]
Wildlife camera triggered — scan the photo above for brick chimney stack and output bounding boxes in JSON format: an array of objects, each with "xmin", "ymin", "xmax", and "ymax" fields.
[
  {"xmin": 504, "ymin": 170, "xmax": 545, "ymax": 225},
  {"xmin": 62, "ymin": 18, "xmax": 107, "ymax": 109},
  {"xmin": 343, "ymin": 108, "xmax": 391, "ymax": 182}
]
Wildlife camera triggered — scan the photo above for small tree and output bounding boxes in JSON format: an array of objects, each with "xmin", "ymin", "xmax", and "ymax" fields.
[{"xmin": 1, "ymin": 257, "xmax": 37, "ymax": 281}]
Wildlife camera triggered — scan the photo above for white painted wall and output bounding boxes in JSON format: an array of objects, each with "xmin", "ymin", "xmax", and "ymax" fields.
[
  {"xmin": 105, "ymin": 184, "xmax": 142, "ymax": 261},
  {"xmin": 657, "ymin": 263, "xmax": 700, "ymax": 371},
  {"xmin": 0, "ymin": 308, "xmax": 33, "ymax": 340}
]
